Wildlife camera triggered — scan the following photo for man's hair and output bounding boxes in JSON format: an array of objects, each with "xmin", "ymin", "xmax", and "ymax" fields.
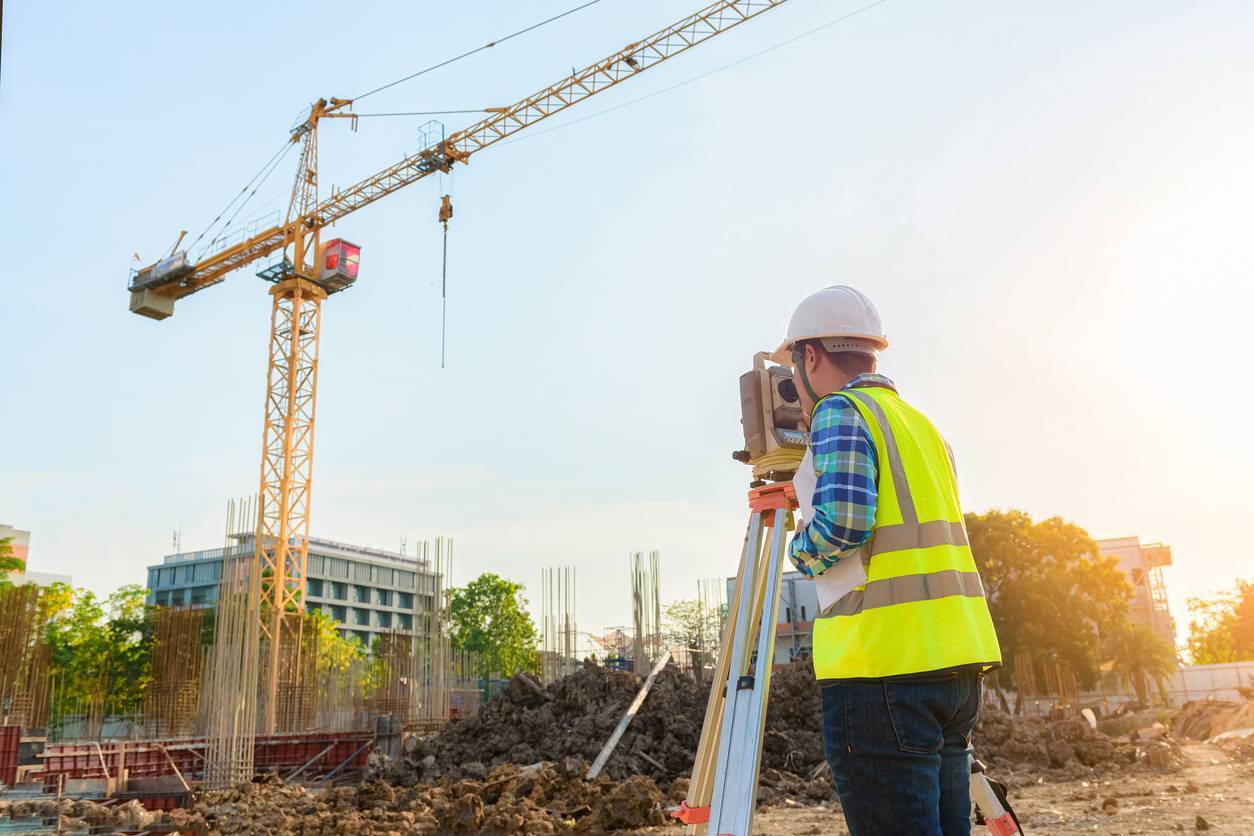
[{"xmin": 797, "ymin": 339, "xmax": 877, "ymax": 377}]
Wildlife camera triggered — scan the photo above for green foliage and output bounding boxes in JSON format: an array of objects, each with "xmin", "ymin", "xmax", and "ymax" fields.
[
  {"xmin": 45, "ymin": 584, "xmax": 155, "ymax": 717},
  {"xmin": 1104, "ymin": 619, "xmax": 1178, "ymax": 706},
  {"xmin": 1186, "ymin": 580, "xmax": 1254, "ymax": 664},
  {"xmin": 966, "ymin": 509, "xmax": 1132, "ymax": 689},
  {"xmin": 309, "ymin": 609, "xmax": 365, "ymax": 674},
  {"xmin": 448, "ymin": 572, "xmax": 539, "ymax": 678}
]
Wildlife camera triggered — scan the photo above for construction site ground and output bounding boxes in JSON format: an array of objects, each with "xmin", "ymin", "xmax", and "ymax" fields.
[{"xmin": 741, "ymin": 741, "xmax": 1254, "ymax": 835}]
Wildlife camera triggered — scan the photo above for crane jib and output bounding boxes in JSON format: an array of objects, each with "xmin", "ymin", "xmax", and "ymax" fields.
[{"xmin": 128, "ymin": 0, "xmax": 790, "ymax": 315}]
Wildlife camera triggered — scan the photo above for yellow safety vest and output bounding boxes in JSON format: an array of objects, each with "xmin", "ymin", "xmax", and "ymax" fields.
[{"xmin": 810, "ymin": 386, "xmax": 1001, "ymax": 680}]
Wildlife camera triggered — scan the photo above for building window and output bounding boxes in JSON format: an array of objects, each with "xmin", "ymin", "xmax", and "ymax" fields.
[
  {"xmin": 308, "ymin": 554, "xmax": 324, "ymax": 575},
  {"xmin": 329, "ymin": 558, "xmax": 348, "ymax": 578},
  {"xmin": 354, "ymin": 608, "xmax": 370, "ymax": 626},
  {"xmin": 785, "ymin": 607, "xmax": 792, "ymax": 622},
  {"xmin": 307, "ymin": 578, "xmax": 324, "ymax": 597},
  {"xmin": 398, "ymin": 570, "xmax": 415, "ymax": 590},
  {"xmin": 801, "ymin": 606, "xmax": 807, "ymax": 621},
  {"xmin": 379, "ymin": 568, "xmax": 394, "ymax": 587},
  {"xmin": 190, "ymin": 587, "xmax": 208, "ymax": 606},
  {"xmin": 354, "ymin": 562, "xmax": 371, "ymax": 583},
  {"xmin": 330, "ymin": 605, "xmax": 347, "ymax": 623},
  {"xmin": 306, "ymin": 601, "xmax": 321, "ymax": 615},
  {"xmin": 160, "ymin": 567, "xmax": 175, "ymax": 587},
  {"xmin": 355, "ymin": 631, "xmax": 371, "ymax": 648},
  {"xmin": 397, "ymin": 592, "xmax": 413, "ymax": 609},
  {"xmin": 377, "ymin": 589, "xmax": 392, "ymax": 607},
  {"xmin": 378, "ymin": 611, "xmax": 392, "ymax": 629},
  {"xmin": 331, "ymin": 582, "xmax": 347, "ymax": 601},
  {"xmin": 398, "ymin": 613, "xmax": 412, "ymax": 630},
  {"xmin": 355, "ymin": 586, "xmax": 370, "ymax": 604}
]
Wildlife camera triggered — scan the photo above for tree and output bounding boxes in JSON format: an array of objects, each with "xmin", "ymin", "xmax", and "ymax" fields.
[
  {"xmin": 966, "ymin": 509, "xmax": 1132, "ymax": 689},
  {"xmin": 308, "ymin": 609, "xmax": 365, "ymax": 674},
  {"xmin": 1105, "ymin": 620, "xmax": 1178, "ymax": 706},
  {"xmin": 1186, "ymin": 580, "xmax": 1254, "ymax": 664},
  {"xmin": 663, "ymin": 599, "xmax": 722, "ymax": 653},
  {"xmin": 448, "ymin": 573, "xmax": 540, "ymax": 678},
  {"xmin": 101, "ymin": 585, "xmax": 156, "ymax": 701},
  {"xmin": 45, "ymin": 585, "xmax": 155, "ymax": 717}
]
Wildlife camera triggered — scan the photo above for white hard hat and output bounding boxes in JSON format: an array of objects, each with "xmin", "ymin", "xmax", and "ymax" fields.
[{"xmin": 769, "ymin": 285, "xmax": 888, "ymax": 365}]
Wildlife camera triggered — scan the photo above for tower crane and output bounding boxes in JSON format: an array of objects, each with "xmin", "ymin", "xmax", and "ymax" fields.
[{"xmin": 127, "ymin": 0, "xmax": 789, "ymax": 733}]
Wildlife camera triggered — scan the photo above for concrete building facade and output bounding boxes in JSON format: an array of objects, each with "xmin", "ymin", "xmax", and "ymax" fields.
[
  {"xmin": 0, "ymin": 524, "xmax": 31, "ymax": 567},
  {"xmin": 1096, "ymin": 536, "xmax": 1176, "ymax": 649},
  {"xmin": 1, "ymin": 523, "xmax": 72, "ymax": 586},
  {"xmin": 146, "ymin": 537, "xmax": 439, "ymax": 647}
]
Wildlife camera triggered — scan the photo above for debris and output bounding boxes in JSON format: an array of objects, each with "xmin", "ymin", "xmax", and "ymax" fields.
[{"xmin": 975, "ymin": 708, "xmax": 1185, "ymax": 782}]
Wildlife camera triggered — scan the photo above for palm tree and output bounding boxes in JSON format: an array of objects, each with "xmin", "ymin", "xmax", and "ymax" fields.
[{"xmin": 1107, "ymin": 620, "xmax": 1178, "ymax": 706}]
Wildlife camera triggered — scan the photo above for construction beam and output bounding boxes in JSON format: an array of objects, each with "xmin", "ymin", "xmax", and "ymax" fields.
[{"xmin": 586, "ymin": 650, "xmax": 671, "ymax": 779}]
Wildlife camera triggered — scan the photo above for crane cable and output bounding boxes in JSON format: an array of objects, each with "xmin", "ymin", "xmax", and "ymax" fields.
[
  {"xmin": 438, "ymin": 193, "xmax": 453, "ymax": 368},
  {"xmin": 185, "ymin": 138, "xmax": 294, "ymax": 259},
  {"xmin": 351, "ymin": 0, "xmax": 608, "ymax": 103},
  {"xmin": 196, "ymin": 141, "xmax": 297, "ymax": 260}
]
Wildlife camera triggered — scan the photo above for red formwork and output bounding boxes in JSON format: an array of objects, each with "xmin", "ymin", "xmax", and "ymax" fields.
[
  {"xmin": 40, "ymin": 739, "xmax": 204, "ymax": 790},
  {"xmin": 0, "ymin": 725, "xmax": 19, "ymax": 787},
  {"xmin": 40, "ymin": 731, "xmax": 373, "ymax": 793}
]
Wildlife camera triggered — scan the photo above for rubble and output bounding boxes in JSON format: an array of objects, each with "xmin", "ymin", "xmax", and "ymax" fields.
[
  {"xmin": 399, "ymin": 659, "xmax": 831, "ymax": 788},
  {"xmin": 1172, "ymin": 699, "xmax": 1254, "ymax": 741},
  {"xmin": 975, "ymin": 708, "xmax": 1186, "ymax": 783}
]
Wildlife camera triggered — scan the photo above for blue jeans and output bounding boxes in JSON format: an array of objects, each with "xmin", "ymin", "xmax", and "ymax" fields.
[{"xmin": 821, "ymin": 669, "xmax": 981, "ymax": 835}]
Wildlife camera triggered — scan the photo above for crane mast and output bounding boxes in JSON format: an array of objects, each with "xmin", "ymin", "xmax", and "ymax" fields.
[{"xmin": 128, "ymin": 0, "xmax": 790, "ymax": 735}]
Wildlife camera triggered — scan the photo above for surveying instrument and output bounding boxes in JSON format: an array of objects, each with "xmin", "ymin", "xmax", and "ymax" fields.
[{"xmin": 675, "ymin": 353, "xmax": 1022, "ymax": 836}]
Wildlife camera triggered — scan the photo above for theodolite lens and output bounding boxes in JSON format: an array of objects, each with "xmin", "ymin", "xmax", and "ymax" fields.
[{"xmin": 778, "ymin": 378, "xmax": 799, "ymax": 403}]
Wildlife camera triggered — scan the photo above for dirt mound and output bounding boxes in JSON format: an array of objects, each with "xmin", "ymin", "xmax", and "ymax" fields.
[
  {"xmin": 406, "ymin": 661, "xmax": 706, "ymax": 785},
  {"xmin": 976, "ymin": 708, "xmax": 1185, "ymax": 782},
  {"xmin": 402, "ymin": 659, "xmax": 829, "ymax": 788},
  {"xmin": 762, "ymin": 659, "xmax": 825, "ymax": 776},
  {"xmin": 2, "ymin": 766, "xmax": 667, "ymax": 835},
  {"xmin": 1173, "ymin": 699, "xmax": 1254, "ymax": 740}
]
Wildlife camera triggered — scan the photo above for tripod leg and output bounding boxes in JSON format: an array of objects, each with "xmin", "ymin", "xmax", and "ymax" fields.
[
  {"xmin": 709, "ymin": 508, "xmax": 788, "ymax": 836},
  {"xmin": 681, "ymin": 509, "xmax": 766, "ymax": 835}
]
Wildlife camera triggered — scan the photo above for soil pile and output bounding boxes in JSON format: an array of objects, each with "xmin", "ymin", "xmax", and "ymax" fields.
[
  {"xmin": 0, "ymin": 797, "xmax": 165, "ymax": 833},
  {"xmin": 404, "ymin": 662, "xmax": 707, "ymax": 785},
  {"xmin": 976, "ymin": 708, "xmax": 1185, "ymax": 782},
  {"xmin": 2, "ymin": 765, "xmax": 669, "ymax": 835},
  {"xmin": 1173, "ymin": 699, "xmax": 1254, "ymax": 740},
  {"xmin": 761, "ymin": 659, "xmax": 825, "ymax": 776},
  {"xmin": 401, "ymin": 659, "xmax": 830, "ymax": 788}
]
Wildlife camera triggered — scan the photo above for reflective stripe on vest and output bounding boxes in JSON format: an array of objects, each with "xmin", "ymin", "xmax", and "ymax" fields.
[{"xmin": 810, "ymin": 386, "xmax": 1001, "ymax": 679}]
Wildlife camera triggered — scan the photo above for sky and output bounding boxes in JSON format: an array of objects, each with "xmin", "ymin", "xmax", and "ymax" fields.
[{"xmin": 2, "ymin": 0, "xmax": 1252, "ymax": 648}]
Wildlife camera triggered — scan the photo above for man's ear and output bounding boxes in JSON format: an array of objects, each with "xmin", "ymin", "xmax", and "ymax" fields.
[{"xmin": 805, "ymin": 342, "xmax": 822, "ymax": 374}]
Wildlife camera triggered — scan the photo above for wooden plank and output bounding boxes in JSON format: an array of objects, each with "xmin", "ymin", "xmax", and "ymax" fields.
[
  {"xmin": 586, "ymin": 651, "xmax": 672, "ymax": 779},
  {"xmin": 154, "ymin": 744, "xmax": 192, "ymax": 794}
]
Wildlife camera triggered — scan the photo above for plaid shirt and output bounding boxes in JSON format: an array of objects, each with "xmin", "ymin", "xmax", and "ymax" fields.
[{"xmin": 788, "ymin": 374, "xmax": 897, "ymax": 578}]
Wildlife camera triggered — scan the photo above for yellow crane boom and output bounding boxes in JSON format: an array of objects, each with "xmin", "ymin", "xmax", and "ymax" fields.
[
  {"xmin": 128, "ymin": 0, "xmax": 790, "ymax": 736},
  {"xmin": 131, "ymin": 0, "xmax": 788, "ymax": 310}
]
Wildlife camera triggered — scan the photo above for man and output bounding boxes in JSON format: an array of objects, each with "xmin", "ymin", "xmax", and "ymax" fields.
[{"xmin": 772, "ymin": 285, "xmax": 1001, "ymax": 835}]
